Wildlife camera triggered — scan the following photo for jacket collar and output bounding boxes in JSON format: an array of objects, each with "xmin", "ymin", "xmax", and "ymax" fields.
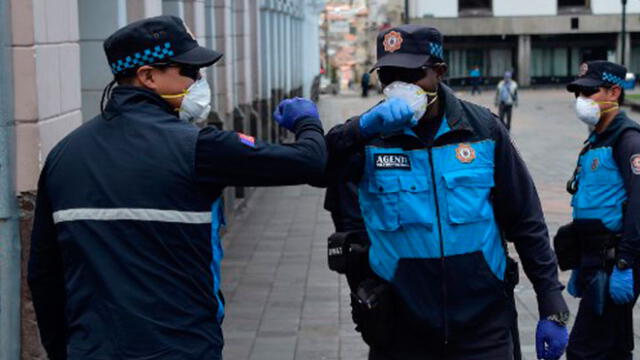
[
  {"xmin": 589, "ymin": 111, "xmax": 628, "ymax": 144},
  {"xmin": 104, "ymin": 85, "xmax": 177, "ymax": 117},
  {"xmin": 439, "ymin": 83, "xmax": 474, "ymax": 134}
]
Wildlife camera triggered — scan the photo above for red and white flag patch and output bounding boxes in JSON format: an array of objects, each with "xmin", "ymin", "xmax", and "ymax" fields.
[{"xmin": 237, "ymin": 132, "xmax": 256, "ymax": 148}]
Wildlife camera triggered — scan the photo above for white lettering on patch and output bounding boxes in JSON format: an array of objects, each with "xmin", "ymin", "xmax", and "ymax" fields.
[{"xmin": 374, "ymin": 153, "xmax": 411, "ymax": 170}]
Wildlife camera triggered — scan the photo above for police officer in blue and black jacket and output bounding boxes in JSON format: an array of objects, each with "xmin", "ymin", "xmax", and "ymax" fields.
[
  {"xmin": 27, "ymin": 16, "xmax": 326, "ymax": 360},
  {"xmin": 557, "ymin": 60, "xmax": 640, "ymax": 360},
  {"xmin": 324, "ymin": 25, "xmax": 570, "ymax": 360}
]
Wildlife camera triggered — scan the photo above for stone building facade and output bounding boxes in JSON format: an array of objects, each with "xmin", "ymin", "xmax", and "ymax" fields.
[{"xmin": 410, "ymin": 0, "xmax": 640, "ymax": 87}]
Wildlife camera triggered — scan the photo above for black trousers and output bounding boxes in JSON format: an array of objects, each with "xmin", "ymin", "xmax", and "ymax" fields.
[
  {"xmin": 471, "ymin": 79, "xmax": 481, "ymax": 95},
  {"xmin": 367, "ymin": 295, "xmax": 518, "ymax": 360},
  {"xmin": 499, "ymin": 104, "xmax": 513, "ymax": 130},
  {"xmin": 566, "ymin": 266, "xmax": 640, "ymax": 360}
]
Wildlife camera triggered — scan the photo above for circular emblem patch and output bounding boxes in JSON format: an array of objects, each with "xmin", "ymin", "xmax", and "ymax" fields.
[
  {"xmin": 631, "ymin": 154, "xmax": 640, "ymax": 175},
  {"xmin": 591, "ymin": 158, "xmax": 599, "ymax": 171},
  {"xmin": 578, "ymin": 63, "xmax": 589, "ymax": 77},
  {"xmin": 456, "ymin": 144, "xmax": 476, "ymax": 164},
  {"xmin": 383, "ymin": 31, "xmax": 403, "ymax": 53}
]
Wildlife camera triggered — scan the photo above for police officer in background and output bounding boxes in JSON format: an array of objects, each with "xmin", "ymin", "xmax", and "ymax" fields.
[
  {"xmin": 28, "ymin": 16, "xmax": 326, "ymax": 360},
  {"xmin": 324, "ymin": 25, "xmax": 569, "ymax": 360},
  {"xmin": 558, "ymin": 60, "xmax": 640, "ymax": 360}
]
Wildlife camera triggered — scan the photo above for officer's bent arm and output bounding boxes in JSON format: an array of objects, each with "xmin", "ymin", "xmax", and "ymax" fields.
[
  {"xmin": 195, "ymin": 117, "xmax": 327, "ymax": 187},
  {"xmin": 27, "ymin": 164, "xmax": 68, "ymax": 360},
  {"xmin": 490, "ymin": 119, "xmax": 569, "ymax": 318},
  {"xmin": 324, "ymin": 116, "xmax": 371, "ymax": 187},
  {"xmin": 613, "ymin": 130, "xmax": 640, "ymax": 267}
]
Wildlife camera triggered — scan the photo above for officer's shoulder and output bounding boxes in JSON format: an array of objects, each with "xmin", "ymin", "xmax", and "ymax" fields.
[{"xmin": 458, "ymin": 99, "xmax": 500, "ymax": 132}]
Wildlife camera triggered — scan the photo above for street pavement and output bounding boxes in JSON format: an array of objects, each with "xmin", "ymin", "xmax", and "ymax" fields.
[{"xmin": 221, "ymin": 87, "xmax": 640, "ymax": 359}]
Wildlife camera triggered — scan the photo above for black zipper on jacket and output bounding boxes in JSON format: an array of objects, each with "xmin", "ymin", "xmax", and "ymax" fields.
[{"xmin": 427, "ymin": 146, "xmax": 448, "ymax": 345}]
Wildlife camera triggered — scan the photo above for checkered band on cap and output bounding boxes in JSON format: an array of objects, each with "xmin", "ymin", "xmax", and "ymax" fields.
[
  {"xmin": 429, "ymin": 43, "xmax": 443, "ymax": 59},
  {"xmin": 110, "ymin": 42, "xmax": 175, "ymax": 74},
  {"xmin": 602, "ymin": 72, "xmax": 625, "ymax": 86}
]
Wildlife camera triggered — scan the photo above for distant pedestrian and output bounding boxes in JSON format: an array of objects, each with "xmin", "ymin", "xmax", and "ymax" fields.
[
  {"xmin": 361, "ymin": 72, "xmax": 371, "ymax": 97},
  {"xmin": 470, "ymin": 65, "xmax": 482, "ymax": 95},
  {"xmin": 495, "ymin": 71, "xmax": 518, "ymax": 130}
]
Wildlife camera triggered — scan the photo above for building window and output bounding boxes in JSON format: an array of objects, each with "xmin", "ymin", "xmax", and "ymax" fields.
[
  {"xmin": 559, "ymin": 0, "xmax": 588, "ymax": 7},
  {"xmin": 459, "ymin": 0, "xmax": 492, "ymax": 17},
  {"xmin": 558, "ymin": 0, "xmax": 590, "ymax": 14}
]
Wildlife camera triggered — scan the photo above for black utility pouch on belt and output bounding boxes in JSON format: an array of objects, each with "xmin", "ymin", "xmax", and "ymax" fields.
[
  {"xmin": 554, "ymin": 222, "xmax": 581, "ymax": 271},
  {"xmin": 328, "ymin": 231, "xmax": 371, "ymax": 284},
  {"xmin": 351, "ymin": 278, "xmax": 394, "ymax": 349}
]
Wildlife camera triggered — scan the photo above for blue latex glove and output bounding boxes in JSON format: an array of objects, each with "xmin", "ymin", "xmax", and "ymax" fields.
[
  {"xmin": 536, "ymin": 319, "xmax": 568, "ymax": 360},
  {"xmin": 273, "ymin": 97, "xmax": 320, "ymax": 131},
  {"xmin": 567, "ymin": 269, "xmax": 582, "ymax": 298},
  {"xmin": 609, "ymin": 267, "xmax": 634, "ymax": 305},
  {"xmin": 359, "ymin": 97, "xmax": 414, "ymax": 137}
]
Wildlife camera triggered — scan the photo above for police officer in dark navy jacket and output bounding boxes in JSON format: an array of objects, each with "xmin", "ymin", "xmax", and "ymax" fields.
[
  {"xmin": 324, "ymin": 25, "xmax": 569, "ymax": 360},
  {"xmin": 27, "ymin": 16, "xmax": 326, "ymax": 360},
  {"xmin": 560, "ymin": 60, "xmax": 640, "ymax": 360}
]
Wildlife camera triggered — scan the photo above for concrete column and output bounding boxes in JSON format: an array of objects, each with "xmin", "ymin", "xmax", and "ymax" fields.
[
  {"xmin": 214, "ymin": 0, "xmax": 234, "ymax": 122},
  {"xmin": 617, "ymin": 32, "xmax": 632, "ymax": 67},
  {"xmin": 79, "ymin": 0, "xmax": 127, "ymax": 121},
  {"xmin": 9, "ymin": 0, "xmax": 83, "ymax": 357},
  {"xmin": 0, "ymin": 0, "xmax": 21, "ymax": 357},
  {"xmin": 260, "ymin": 9, "xmax": 272, "ymax": 101},
  {"xmin": 162, "ymin": 0, "xmax": 184, "ymax": 18},
  {"xmin": 273, "ymin": 11, "xmax": 282, "ymax": 94},
  {"xmin": 249, "ymin": 0, "xmax": 261, "ymax": 102},
  {"xmin": 284, "ymin": 11, "xmax": 292, "ymax": 94},
  {"xmin": 144, "ymin": 0, "xmax": 163, "ymax": 16},
  {"xmin": 127, "ymin": 0, "xmax": 163, "ymax": 21},
  {"xmin": 234, "ymin": 0, "xmax": 251, "ymax": 106},
  {"xmin": 517, "ymin": 34, "xmax": 531, "ymax": 87},
  {"xmin": 205, "ymin": 0, "xmax": 218, "ymax": 110}
]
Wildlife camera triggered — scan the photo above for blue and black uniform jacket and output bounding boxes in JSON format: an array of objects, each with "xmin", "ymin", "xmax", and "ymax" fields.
[
  {"xmin": 570, "ymin": 111, "xmax": 640, "ymax": 267},
  {"xmin": 27, "ymin": 85, "xmax": 326, "ymax": 360},
  {"xmin": 324, "ymin": 84, "xmax": 568, "ymax": 339}
]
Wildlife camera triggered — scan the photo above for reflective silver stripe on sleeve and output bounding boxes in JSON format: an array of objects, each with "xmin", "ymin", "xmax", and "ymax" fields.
[{"xmin": 52, "ymin": 208, "xmax": 212, "ymax": 224}]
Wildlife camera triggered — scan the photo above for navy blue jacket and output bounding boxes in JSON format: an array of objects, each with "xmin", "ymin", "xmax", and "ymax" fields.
[
  {"xmin": 570, "ymin": 112, "xmax": 640, "ymax": 266},
  {"xmin": 28, "ymin": 86, "xmax": 326, "ymax": 360},
  {"xmin": 324, "ymin": 85, "xmax": 568, "ymax": 334}
]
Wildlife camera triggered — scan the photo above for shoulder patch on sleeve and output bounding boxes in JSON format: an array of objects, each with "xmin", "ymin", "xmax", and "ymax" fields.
[
  {"xmin": 631, "ymin": 154, "xmax": 640, "ymax": 175},
  {"xmin": 237, "ymin": 132, "xmax": 256, "ymax": 148}
]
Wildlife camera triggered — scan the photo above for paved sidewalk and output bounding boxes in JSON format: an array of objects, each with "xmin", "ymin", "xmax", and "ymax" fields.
[{"xmin": 221, "ymin": 89, "xmax": 640, "ymax": 359}]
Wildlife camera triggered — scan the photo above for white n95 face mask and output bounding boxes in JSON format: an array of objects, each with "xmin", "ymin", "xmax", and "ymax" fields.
[
  {"xmin": 162, "ymin": 76, "xmax": 212, "ymax": 123},
  {"xmin": 179, "ymin": 77, "xmax": 212, "ymax": 123},
  {"xmin": 575, "ymin": 96, "xmax": 619, "ymax": 127},
  {"xmin": 575, "ymin": 96, "xmax": 601, "ymax": 127},
  {"xmin": 384, "ymin": 81, "xmax": 437, "ymax": 126}
]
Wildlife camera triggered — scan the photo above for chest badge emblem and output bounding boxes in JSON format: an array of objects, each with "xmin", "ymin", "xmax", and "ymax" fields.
[
  {"xmin": 631, "ymin": 154, "xmax": 640, "ymax": 175},
  {"xmin": 456, "ymin": 144, "xmax": 476, "ymax": 163},
  {"xmin": 591, "ymin": 158, "xmax": 600, "ymax": 171}
]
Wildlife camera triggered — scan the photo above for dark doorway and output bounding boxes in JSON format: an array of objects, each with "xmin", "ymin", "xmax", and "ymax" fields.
[
  {"xmin": 558, "ymin": 0, "xmax": 589, "ymax": 7},
  {"xmin": 459, "ymin": 0, "xmax": 492, "ymax": 16}
]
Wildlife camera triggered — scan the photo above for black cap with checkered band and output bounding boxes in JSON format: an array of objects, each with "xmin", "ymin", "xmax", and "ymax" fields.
[
  {"xmin": 371, "ymin": 24, "xmax": 444, "ymax": 72},
  {"xmin": 567, "ymin": 60, "xmax": 628, "ymax": 92},
  {"xmin": 103, "ymin": 15, "xmax": 223, "ymax": 76}
]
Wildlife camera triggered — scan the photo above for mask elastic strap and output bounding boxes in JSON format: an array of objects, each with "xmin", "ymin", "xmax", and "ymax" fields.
[
  {"xmin": 161, "ymin": 89, "xmax": 189, "ymax": 99},
  {"xmin": 600, "ymin": 105, "xmax": 619, "ymax": 115}
]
